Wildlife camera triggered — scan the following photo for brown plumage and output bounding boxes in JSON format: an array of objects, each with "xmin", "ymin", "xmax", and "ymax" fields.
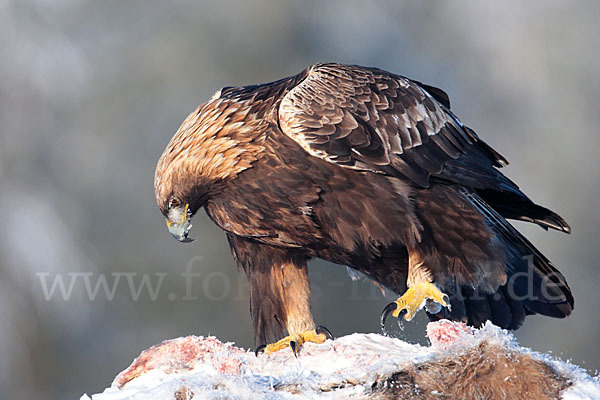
[{"xmin": 154, "ymin": 63, "xmax": 573, "ymax": 345}]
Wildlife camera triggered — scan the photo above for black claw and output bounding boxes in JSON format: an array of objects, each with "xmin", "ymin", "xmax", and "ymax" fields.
[
  {"xmin": 290, "ymin": 341, "xmax": 298, "ymax": 358},
  {"xmin": 442, "ymin": 294, "xmax": 450, "ymax": 305},
  {"xmin": 316, "ymin": 325, "xmax": 334, "ymax": 340},
  {"xmin": 380, "ymin": 302, "xmax": 398, "ymax": 334},
  {"xmin": 254, "ymin": 344, "xmax": 266, "ymax": 356}
]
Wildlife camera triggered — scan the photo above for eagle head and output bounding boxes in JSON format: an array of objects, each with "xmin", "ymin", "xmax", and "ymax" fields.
[
  {"xmin": 154, "ymin": 167, "xmax": 210, "ymax": 243},
  {"xmin": 154, "ymin": 94, "xmax": 267, "ymax": 243}
]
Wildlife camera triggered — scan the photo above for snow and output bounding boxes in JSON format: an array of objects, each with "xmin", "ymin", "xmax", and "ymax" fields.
[{"xmin": 80, "ymin": 320, "xmax": 600, "ymax": 400}]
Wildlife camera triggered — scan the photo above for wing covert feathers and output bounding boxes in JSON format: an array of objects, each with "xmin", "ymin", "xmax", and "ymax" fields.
[{"xmin": 279, "ymin": 63, "xmax": 480, "ymax": 187}]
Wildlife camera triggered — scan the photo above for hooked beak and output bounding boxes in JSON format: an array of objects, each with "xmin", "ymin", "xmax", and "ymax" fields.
[{"xmin": 166, "ymin": 203, "xmax": 195, "ymax": 243}]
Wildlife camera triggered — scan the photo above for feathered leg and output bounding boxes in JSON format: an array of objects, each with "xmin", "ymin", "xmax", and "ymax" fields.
[{"xmin": 227, "ymin": 234, "xmax": 333, "ymax": 356}]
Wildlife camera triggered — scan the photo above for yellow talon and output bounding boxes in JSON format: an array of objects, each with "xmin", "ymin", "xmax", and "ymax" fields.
[
  {"xmin": 256, "ymin": 326, "xmax": 333, "ymax": 356},
  {"xmin": 392, "ymin": 282, "xmax": 450, "ymax": 321}
]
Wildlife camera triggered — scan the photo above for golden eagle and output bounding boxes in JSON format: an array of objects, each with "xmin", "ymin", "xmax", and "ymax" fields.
[{"xmin": 155, "ymin": 63, "xmax": 573, "ymax": 354}]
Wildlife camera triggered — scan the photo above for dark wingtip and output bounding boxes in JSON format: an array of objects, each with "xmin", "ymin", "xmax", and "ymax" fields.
[
  {"xmin": 541, "ymin": 213, "xmax": 572, "ymax": 234},
  {"xmin": 559, "ymin": 220, "xmax": 572, "ymax": 234}
]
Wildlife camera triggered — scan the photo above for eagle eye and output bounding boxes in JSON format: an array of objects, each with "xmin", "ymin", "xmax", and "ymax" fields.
[{"xmin": 168, "ymin": 198, "xmax": 180, "ymax": 210}]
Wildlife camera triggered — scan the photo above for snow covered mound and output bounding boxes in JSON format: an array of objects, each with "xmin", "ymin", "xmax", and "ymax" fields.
[{"xmin": 81, "ymin": 320, "xmax": 599, "ymax": 400}]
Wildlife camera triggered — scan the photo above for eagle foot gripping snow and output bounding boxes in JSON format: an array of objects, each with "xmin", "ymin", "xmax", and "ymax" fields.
[
  {"xmin": 255, "ymin": 326, "xmax": 333, "ymax": 357},
  {"xmin": 381, "ymin": 282, "xmax": 450, "ymax": 332}
]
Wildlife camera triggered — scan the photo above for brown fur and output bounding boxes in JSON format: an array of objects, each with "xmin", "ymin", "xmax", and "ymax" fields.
[
  {"xmin": 372, "ymin": 341, "xmax": 571, "ymax": 399},
  {"xmin": 173, "ymin": 386, "xmax": 194, "ymax": 400}
]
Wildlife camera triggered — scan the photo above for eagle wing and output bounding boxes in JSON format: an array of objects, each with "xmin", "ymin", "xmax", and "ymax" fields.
[
  {"xmin": 278, "ymin": 63, "xmax": 570, "ymax": 233},
  {"xmin": 278, "ymin": 63, "xmax": 511, "ymax": 191},
  {"xmin": 276, "ymin": 64, "xmax": 572, "ymax": 327}
]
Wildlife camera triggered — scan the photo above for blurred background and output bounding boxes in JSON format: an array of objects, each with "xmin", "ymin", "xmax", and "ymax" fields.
[{"xmin": 1, "ymin": 0, "xmax": 599, "ymax": 398}]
